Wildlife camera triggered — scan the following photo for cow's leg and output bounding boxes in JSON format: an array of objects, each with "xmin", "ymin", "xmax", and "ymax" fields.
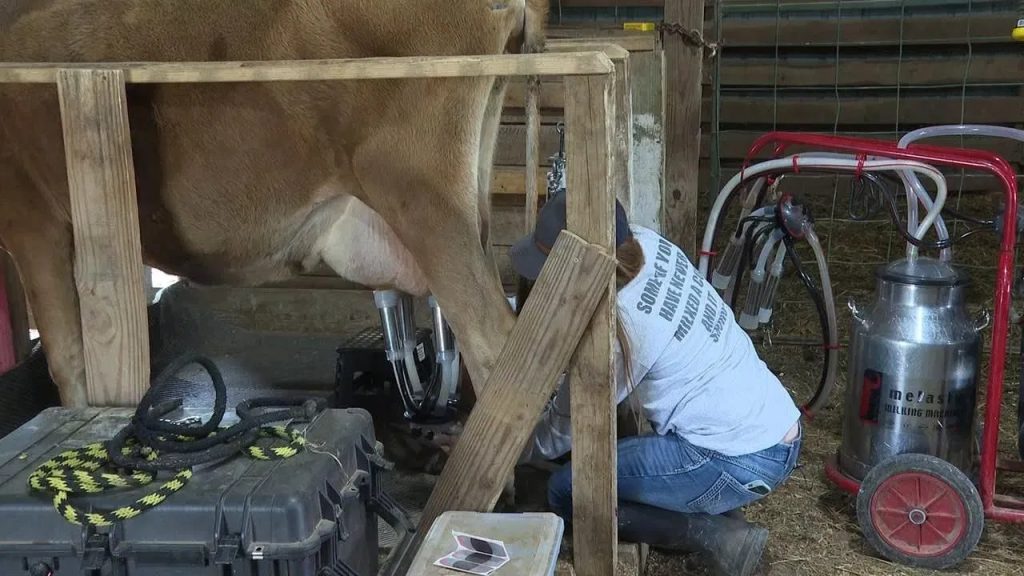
[
  {"xmin": 477, "ymin": 76, "xmax": 509, "ymax": 273},
  {"xmin": 351, "ymin": 87, "xmax": 515, "ymax": 388},
  {"xmin": 0, "ymin": 183, "xmax": 87, "ymax": 407}
]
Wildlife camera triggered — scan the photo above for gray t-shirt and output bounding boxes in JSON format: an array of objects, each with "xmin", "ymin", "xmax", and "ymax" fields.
[{"xmin": 525, "ymin": 226, "xmax": 800, "ymax": 460}]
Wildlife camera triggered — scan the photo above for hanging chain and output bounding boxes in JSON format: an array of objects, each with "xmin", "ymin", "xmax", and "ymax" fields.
[
  {"xmin": 546, "ymin": 123, "xmax": 566, "ymax": 197},
  {"xmin": 656, "ymin": 22, "xmax": 720, "ymax": 58}
]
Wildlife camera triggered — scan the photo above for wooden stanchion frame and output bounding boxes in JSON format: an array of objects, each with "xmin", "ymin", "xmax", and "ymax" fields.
[{"xmin": 0, "ymin": 49, "xmax": 626, "ymax": 575}]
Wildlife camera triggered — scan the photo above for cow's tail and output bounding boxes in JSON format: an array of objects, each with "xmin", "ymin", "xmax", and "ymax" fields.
[{"xmin": 522, "ymin": 0, "xmax": 549, "ymax": 55}]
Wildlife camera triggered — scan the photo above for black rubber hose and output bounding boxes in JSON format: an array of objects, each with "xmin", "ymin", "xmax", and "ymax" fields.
[
  {"xmin": 106, "ymin": 355, "xmax": 323, "ymax": 471},
  {"xmin": 852, "ymin": 172, "xmax": 995, "ymax": 248},
  {"xmin": 782, "ymin": 234, "xmax": 832, "ymax": 413}
]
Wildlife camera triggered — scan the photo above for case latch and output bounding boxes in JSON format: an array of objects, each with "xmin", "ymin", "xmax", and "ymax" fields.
[
  {"xmin": 214, "ymin": 534, "xmax": 242, "ymax": 564},
  {"xmin": 82, "ymin": 533, "xmax": 109, "ymax": 571}
]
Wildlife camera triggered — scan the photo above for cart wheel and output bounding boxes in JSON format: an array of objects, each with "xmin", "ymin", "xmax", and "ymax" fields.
[{"xmin": 856, "ymin": 454, "xmax": 984, "ymax": 570}]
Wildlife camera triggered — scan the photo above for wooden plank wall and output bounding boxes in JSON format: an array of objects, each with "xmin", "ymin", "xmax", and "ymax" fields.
[
  {"xmin": 493, "ymin": 33, "xmax": 660, "ymax": 291},
  {"xmin": 544, "ymin": 0, "xmax": 1024, "ymax": 185},
  {"xmin": 698, "ymin": 0, "xmax": 1024, "ymax": 202}
]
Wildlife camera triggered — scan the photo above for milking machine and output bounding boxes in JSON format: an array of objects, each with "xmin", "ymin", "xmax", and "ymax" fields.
[
  {"xmin": 703, "ymin": 128, "xmax": 1024, "ymax": 569},
  {"xmin": 335, "ymin": 290, "xmax": 461, "ymax": 425},
  {"xmin": 372, "ymin": 290, "xmax": 461, "ymax": 421}
]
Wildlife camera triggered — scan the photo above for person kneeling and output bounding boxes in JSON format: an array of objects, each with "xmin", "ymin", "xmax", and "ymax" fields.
[{"xmin": 512, "ymin": 192, "xmax": 802, "ymax": 576}]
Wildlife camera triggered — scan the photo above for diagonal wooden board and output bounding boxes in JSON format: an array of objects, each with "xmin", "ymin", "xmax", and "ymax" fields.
[{"xmin": 398, "ymin": 230, "xmax": 615, "ymax": 570}]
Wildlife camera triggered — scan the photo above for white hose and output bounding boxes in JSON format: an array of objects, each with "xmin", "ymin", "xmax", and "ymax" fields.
[
  {"xmin": 700, "ymin": 157, "xmax": 949, "ymax": 276},
  {"xmin": 784, "ymin": 151, "xmax": 952, "ymax": 255},
  {"xmin": 804, "ymin": 227, "xmax": 839, "ymax": 415},
  {"xmin": 899, "ymin": 125, "xmax": 1024, "ymax": 261}
]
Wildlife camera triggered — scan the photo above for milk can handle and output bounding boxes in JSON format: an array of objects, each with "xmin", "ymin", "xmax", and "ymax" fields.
[
  {"xmin": 974, "ymin": 309, "xmax": 991, "ymax": 332},
  {"xmin": 848, "ymin": 297, "xmax": 867, "ymax": 325}
]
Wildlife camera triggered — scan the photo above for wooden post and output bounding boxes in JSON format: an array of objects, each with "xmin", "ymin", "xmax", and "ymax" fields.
[
  {"xmin": 58, "ymin": 69, "xmax": 150, "ymax": 407},
  {"xmin": 565, "ymin": 73, "xmax": 617, "ymax": 576},
  {"xmin": 663, "ymin": 0, "xmax": 705, "ymax": 258},
  {"xmin": 402, "ymin": 231, "xmax": 616, "ymax": 574},
  {"xmin": 628, "ymin": 50, "xmax": 664, "ymax": 232},
  {"xmin": 611, "ymin": 58, "xmax": 634, "ymax": 209},
  {"xmin": 525, "ymin": 75, "xmax": 543, "ymax": 233}
]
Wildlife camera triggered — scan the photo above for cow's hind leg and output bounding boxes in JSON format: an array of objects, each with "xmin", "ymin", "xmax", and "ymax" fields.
[
  {"xmin": 476, "ymin": 76, "xmax": 509, "ymax": 274},
  {"xmin": 351, "ymin": 80, "xmax": 516, "ymax": 390},
  {"xmin": 0, "ymin": 170, "xmax": 88, "ymax": 407}
]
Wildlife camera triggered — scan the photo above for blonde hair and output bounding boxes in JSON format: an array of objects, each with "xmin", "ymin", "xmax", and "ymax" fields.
[{"xmin": 614, "ymin": 235, "xmax": 646, "ymax": 434}]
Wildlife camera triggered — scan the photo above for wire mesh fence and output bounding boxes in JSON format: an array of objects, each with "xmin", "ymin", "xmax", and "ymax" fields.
[{"xmin": 702, "ymin": 0, "xmax": 1024, "ymax": 351}]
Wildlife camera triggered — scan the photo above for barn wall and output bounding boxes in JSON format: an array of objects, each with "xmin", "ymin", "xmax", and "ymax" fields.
[{"xmin": 491, "ymin": 0, "xmax": 1023, "ymax": 294}]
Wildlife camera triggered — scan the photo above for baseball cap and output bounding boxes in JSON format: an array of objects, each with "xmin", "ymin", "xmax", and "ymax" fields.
[{"xmin": 509, "ymin": 191, "xmax": 632, "ymax": 281}]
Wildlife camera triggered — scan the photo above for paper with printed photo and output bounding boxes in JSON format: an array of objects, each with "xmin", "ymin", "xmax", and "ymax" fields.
[{"xmin": 433, "ymin": 531, "xmax": 509, "ymax": 575}]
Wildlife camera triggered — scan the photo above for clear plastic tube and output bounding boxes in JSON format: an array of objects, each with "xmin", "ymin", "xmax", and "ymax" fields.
[
  {"xmin": 804, "ymin": 228, "xmax": 839, "ymax": 416},
  {"xmin": 700, "ymin": 157, "xmax": 949, "ymax": 276},
  {"xmin": 758, "ymin": 242, "xmax": 788, "ymax": 324},
  {"xmin": 898, "ymin": 125, "xmax": 1024, "ymax": 260},
  {"xmin": 715, "ymin": 205, "xmax": 773, "ymax": 294},
  {"xmin": 738, "ymin": 230, "xmax": 784, "ymax": 329},
  {"xmin": 738, "ymin": 272, "xmax": 764, "ymax": 330},
  {"xmin": 712, "ymin": 179, "xmax": 767, "ymax": 290},
  {"xmin": 725, "ymin": 219, "xmax": 773, "ymax": 308},
  {"xmin": 791, "ymin": 152, "xmax": 952, "ymax": 255}
]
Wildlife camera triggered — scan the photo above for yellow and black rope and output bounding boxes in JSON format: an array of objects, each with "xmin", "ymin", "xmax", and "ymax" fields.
[
  {"xmin": 28, "ymin": 426, "xmax": 307, "ymax": 527},
  {"xmin": 27, "ymin": 355, "xmax": 321, "ymax": 528}
]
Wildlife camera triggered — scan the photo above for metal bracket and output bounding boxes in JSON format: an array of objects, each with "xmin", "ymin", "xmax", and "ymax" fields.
[{"xmin": 657, "ymin": 22, "xmax": 720, "ymax": 58}]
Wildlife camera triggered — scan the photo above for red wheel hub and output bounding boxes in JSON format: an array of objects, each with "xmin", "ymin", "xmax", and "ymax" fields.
[{"xmin": 869, "ymin": 471, "xmax": 968, "ymax": 557}]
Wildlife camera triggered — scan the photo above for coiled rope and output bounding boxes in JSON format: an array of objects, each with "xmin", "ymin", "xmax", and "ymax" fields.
[{"xmin": 29, "ymin": 355, "xmax": 324, "ymax": 527}]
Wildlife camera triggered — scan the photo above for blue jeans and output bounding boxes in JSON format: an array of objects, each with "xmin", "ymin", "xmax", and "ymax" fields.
[{"xmin": 548, "ymin": 427, "xmax": 802, "ymax": 518}]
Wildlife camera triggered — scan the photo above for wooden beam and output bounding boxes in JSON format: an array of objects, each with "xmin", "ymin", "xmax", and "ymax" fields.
[
  {"xmin": 548, "ymin": 33, "xmax": 659, "ymax": 53},
  {"xmin": 565, "ymin": 74, "xmax": 618, "ymax": 576},
  {"xmin": 58, "ymin": 69, "xmax": 149, "ymax": 407},
  {"xmin": 553, "ymin": 0, "xmax": 663, "ymax": 7},
  {"xmin": 706, "ymin": 94, "xmax": 1024, "ymax": 127},
  {"xmin": 548, "ymin": 42, "xmax": 631, "ymax": 61},
  {"xmin": 0, "ymin": 53, "xmax": 614, "ymax": 84},
  {"xmin": 706, "ymin": 12, "xmax": 1013, "ymax": 48},
  {"xmin": 663, "ymin": 0, "xmax": 705, "ymax": 258},
  {"xmin": 407, "ymin": 231, "xmax": 615, "ymax": 565},
  {"xmin": 611, "ymin": 59, "xmax": 634, "ymax": 208},
  {"xmin": 525, "ymin": 75, "xmax": 543, "ymax": 234},
  {"xmin": 628, "ymin": 50, "xmax": 664, "ymax": 232},
  {"xmin": 493, "ymin": 166, "xmax": 550, "ymax": 196},
  {"xmin": 705, "ymin": 51, "xmax": 1024, "ymax": 88},
  {"xmin": 495, "ymin": 124, "xmax": 563, "ymax": 166},
  {"xmin": 507, "ymin": 90, "xmax": 1024, "ymax": 126},
  {"xmin": 504, "ymin": 78, "xmax": 566, "ymax": 109}
]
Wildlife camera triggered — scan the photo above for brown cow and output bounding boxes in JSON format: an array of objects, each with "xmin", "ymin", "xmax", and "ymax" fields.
[{"xmin": 0, "ymin": 0, "xmax": 548, "ymax": 407}]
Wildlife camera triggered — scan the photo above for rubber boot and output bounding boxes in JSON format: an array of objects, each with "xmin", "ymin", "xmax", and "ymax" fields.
[{"xmin": 618, "ymin": 501, "xmax": 767, "ymax": 576}]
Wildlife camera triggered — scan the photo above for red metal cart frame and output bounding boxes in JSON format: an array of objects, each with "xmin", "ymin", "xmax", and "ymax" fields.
[{"xmin": 738, "ymin": 132, "xmax": 1022, "ymax": 522}]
